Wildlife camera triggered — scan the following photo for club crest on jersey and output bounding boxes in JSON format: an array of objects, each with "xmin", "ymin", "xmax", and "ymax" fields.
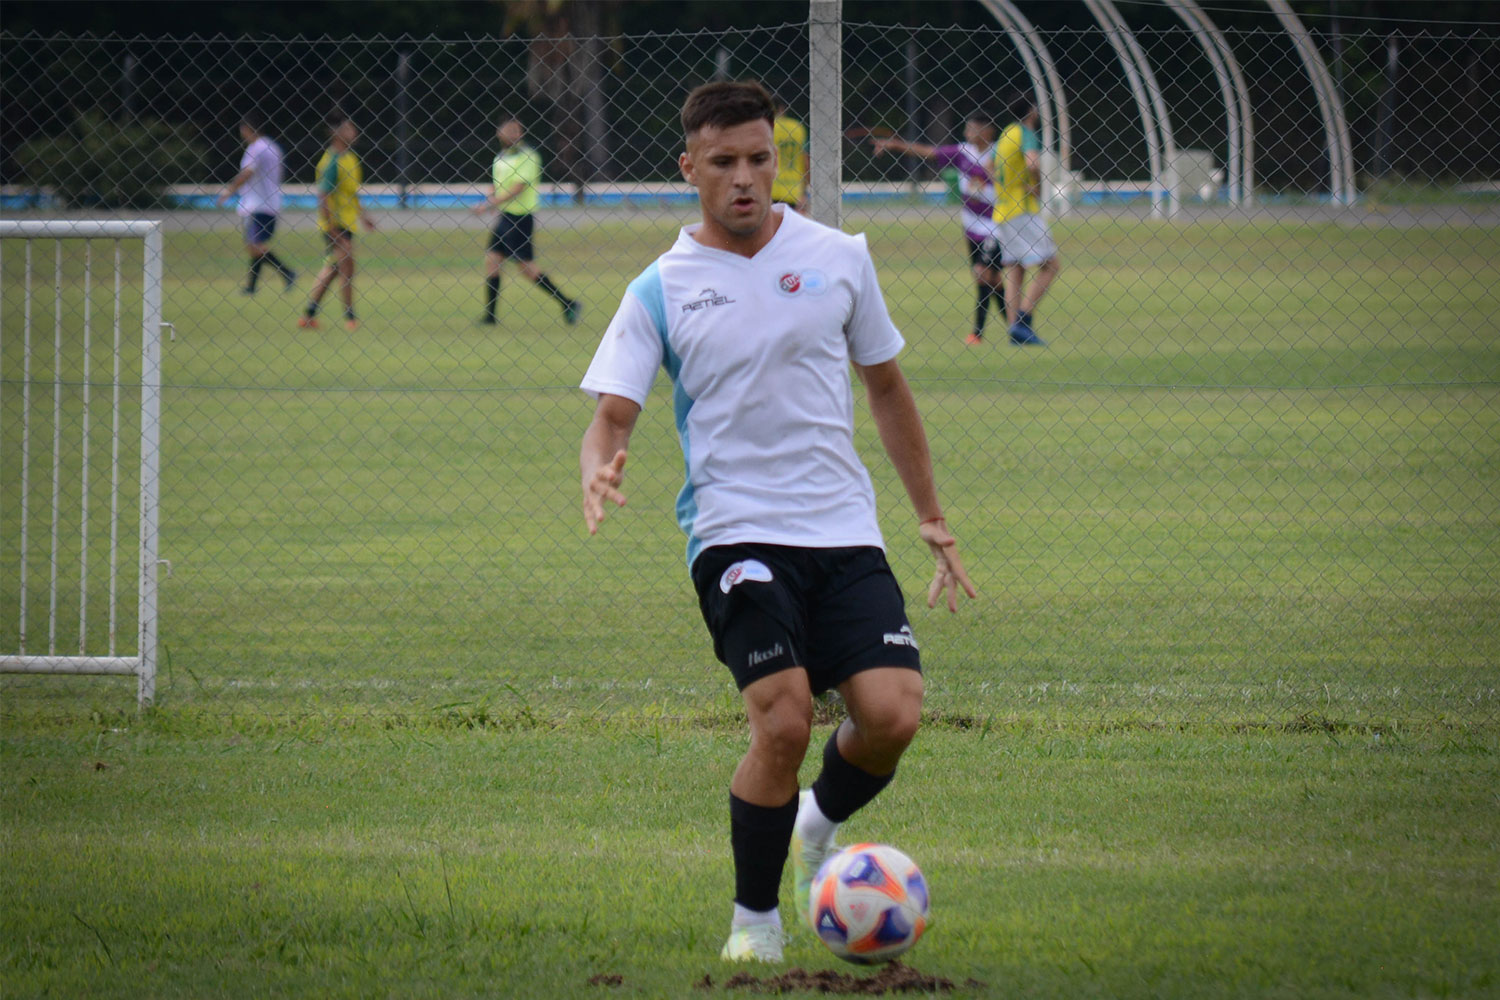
[
  {"xmin": 720, "ymin": 559, "xmax": 774, "ymax": 593},
  {"xmin": 775, "ymin": 268, "xmax": 828, "ymax": 297}
]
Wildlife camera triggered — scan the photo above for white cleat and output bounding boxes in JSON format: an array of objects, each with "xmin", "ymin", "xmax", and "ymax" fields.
[{"xmin": 719, "ymin": 922, "xmax": 785, "ymax": 963}]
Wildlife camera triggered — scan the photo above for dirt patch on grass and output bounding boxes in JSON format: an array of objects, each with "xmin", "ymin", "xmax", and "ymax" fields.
[{"xmin": 697, "ymin": 963, "xmax": 983, "ymax": 995}]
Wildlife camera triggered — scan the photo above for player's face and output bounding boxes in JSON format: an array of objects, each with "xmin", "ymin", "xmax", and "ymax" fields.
[
  {"xmin": 497, "ymin": 121, "xmax": 523, "ymax": 148},
  {"xmin": 334, "ymin": 121, "xmax": 359, "ymax": 147},
  {"xmin": 239, "ymin": 123, "xmax": 256, "ymax": 144},
  {"xmin": 963, "ymin": 119, "xmax": 989, "ymax": 146},
  {"xmin": 679, "ymin": 119, "xmax": 777, "ymax": 239}
]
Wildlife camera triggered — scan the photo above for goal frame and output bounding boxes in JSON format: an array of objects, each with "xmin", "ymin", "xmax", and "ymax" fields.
[{"xmin": 1, "ymin": 219, "xmax": 163, "ymax": 709}]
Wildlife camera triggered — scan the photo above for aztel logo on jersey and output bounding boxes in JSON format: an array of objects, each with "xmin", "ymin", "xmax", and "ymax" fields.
[
  {"xmin": 682, "ymin": 287, "xmax": 736, "ymax": 313},
  {"xmin": 774, "ymin": 268, "xmax": 828, "ymax": 297}
]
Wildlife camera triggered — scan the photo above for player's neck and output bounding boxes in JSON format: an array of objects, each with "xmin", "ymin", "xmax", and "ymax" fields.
[{"xmin": 693, "ymin": 207, "xmax": 783, "ymax": 258}]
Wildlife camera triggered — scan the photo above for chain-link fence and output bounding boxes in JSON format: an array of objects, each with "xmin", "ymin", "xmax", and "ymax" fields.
[{"xmin": 2, "ymin": 15, "xmax": 1497, "ymax": 727}]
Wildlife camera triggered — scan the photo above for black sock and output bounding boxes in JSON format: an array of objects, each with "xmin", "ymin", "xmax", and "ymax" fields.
[
  {"xmin": 263, "ymin": 251, "xmax": 294, "ymax": 279},
  {"xmin": 484, "ymin": 275, "xmax": 500, "ymax": 320},
  {"xmin": 247, "ymin": 255, "xmax": 265, "ymax": 291},
  {"xmin": 304, "ymin": 302, "xmax": 319, "ymax": 318},
  {"xmin": 729, "ymin": 792, "xmax": 798, "ymax": 912},
  {"xmin": 535, "ymin": 273, "xmax": 573, "ymax": 307},
  {"xmin": 973, "ymin": 283, "xmax": 992, "ymax": 335},
  {"xmin": 810, "ymin": 727, "xmax": 894, "ymax": 823}
]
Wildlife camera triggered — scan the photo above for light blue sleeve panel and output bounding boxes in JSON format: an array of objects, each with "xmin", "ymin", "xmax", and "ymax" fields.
[{"xmin": 579, "ymin": 261, "xmax": 667, "ymax": 408}]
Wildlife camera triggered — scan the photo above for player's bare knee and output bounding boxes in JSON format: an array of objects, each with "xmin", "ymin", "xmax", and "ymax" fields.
[
  {"xmin": 752, "ymin": 700, "xmax": 812, "ymax": 762},
  {"xmin": 874, "ymin": 703, "xmax": 921, "ymax": 752},
  {"xmin": 850, "ymin": 699, "xmax": 920, "ymax": 756}
]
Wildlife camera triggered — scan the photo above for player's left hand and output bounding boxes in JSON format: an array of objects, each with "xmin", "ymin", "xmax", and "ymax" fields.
[{"xmin": 918, "ymin": 518, "xmax": 976, "ymax": 613}]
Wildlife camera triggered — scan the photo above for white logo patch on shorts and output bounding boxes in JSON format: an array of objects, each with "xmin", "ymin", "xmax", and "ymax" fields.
[
  {"xmin": 720, "ymin": 559, "xmax": 773, "ymax": 594},
  {"xmin": 883, "ymin": 624, "xmax": 919, "ymax": 649}
]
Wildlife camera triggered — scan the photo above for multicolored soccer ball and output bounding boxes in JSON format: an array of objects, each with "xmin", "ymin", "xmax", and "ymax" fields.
[{"xmin": 808, "ymin": 843, "xmax": 930, "ymax": 964}]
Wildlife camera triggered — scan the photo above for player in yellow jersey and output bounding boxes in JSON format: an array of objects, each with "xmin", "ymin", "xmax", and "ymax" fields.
[
  {"xmin": 991, "ymin": 93, "xmax": 1059, "ymax": 346},
  {"xmin": 470, "ymin": 118, "xmax": 580, "ymax": 326},
  {"xmin": 300, "ymin": 117, "xmax": 376, "ymax": 331},
  {"xmin": 771, "ymin": 98, "xmax": 809, "ymax": 213}
]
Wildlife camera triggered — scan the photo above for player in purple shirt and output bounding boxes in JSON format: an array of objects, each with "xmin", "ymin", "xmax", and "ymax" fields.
[{"xmin": 873, "ymin": 113, "xmax": 1005, "ymax": 344}]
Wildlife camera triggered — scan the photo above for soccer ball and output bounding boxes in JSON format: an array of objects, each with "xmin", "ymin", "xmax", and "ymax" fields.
[{"xmin": 808, "ymin": 843, "xmax": 930, "ymax": 964}]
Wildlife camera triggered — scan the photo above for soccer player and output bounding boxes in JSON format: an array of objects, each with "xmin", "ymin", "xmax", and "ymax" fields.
[
  {"xmin": 991, "ymin": 92, "xmax": 1060, "ymax": 346},
  {"xmin": 299, "ymin": 117, "xmax": 375, "ymax": 332},
  {"xmin": 872, "ymin": 112, "xmax": 1007, "ymax": 344},
  {"xmin": 579, "ymin": 80, "xmax": 975, "ymax": 965},
  {"xmin": 771, "ymin": 97, "xmax": 808, "ymax": 213},
  {"xmin": 470, "ymin": 118, "xmax": 580, "ymax": 326},
  {"xmin": 216, "ymin": 114, "xmax": 296, "ymax": 295}
]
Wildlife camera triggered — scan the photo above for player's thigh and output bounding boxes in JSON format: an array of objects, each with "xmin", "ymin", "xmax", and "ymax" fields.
[
  {"xmin": 691, "ymin": 544, "xmax": 808, "ymax": 693},
  {"xmin": 804, "ymin": 547, "xmax": 920, "ymax": 694}
]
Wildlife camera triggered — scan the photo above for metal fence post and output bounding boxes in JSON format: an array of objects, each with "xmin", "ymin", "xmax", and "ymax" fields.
[{"xmin": 808, "ymin": 0, "xmax": 842, "ymax": 230}]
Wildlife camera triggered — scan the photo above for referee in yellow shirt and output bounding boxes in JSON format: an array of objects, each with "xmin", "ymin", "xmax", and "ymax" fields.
[{"xmin": 471, "ymin": 119, "xmax": 580, "ymax": 326}]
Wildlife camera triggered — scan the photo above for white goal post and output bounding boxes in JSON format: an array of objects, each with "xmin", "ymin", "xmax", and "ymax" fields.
[{"xmin": 1, "ymin": 220, "xmax": 163, "ymax": 709}]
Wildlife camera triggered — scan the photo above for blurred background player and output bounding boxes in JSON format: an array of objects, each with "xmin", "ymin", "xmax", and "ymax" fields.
[
  {"xmin": 872, "ymin": 112, "xmax": 1006, "ymax": 345},
  {"xmin": 300, "ymin": 117, "xmax": 375, "ymax": 332},
  {"xmin": 771, "ymin": 97, "xmax": 808, "ymax": 213},
  {"xmin": 470, "ymin": 118, "xmax": 580, "ymax": 326},
  {"xmin": 991, "ymin": 92, "xmax": 1059, "ymax": 346},
  {"xmin": 216, "ymin": 114, "xmax": 296, "ymax": 295}
]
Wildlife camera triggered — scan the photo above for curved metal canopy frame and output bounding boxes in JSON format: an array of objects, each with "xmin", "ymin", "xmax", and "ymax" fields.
[
  {"xmin": 993, "ymin": 0, "xmax": 1071, "ymax": 174},
  {"xmin": 1266, "ymin": 0, "xmax": 1355, "ymax": 203},
  {"xmin": 1163, "ymin": 0, "xmax": 1252, "ymax": 206},
  {"xmin": 976, "ymin": 0, "xmax": 1073, "ymax": 214},
  {"xmin": 1082, "ymin": 0, "xmax": 1174, "ymax": 218},
  {"xmin": 1186, "ymin": 1, "xmax": 1255, "ymax": 205}
]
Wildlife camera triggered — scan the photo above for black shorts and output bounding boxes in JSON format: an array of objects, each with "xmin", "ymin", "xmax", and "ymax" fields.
[
  {"xmin": 488, "ymin": 212, "xmax": 535, "ymax": 260},
  {"xmin": 244, "ymin": 212, "xmax": 277, "ymax": 245},
  {"xmin": 691, "ymin": 543, "xmax": 921, "ymax": 696},
  {"xmin": 966, "ymin": 234, "xmax": 1003, "ymax": 271}
]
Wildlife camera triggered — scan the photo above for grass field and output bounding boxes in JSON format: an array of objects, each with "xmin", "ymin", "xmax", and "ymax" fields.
[{"xmin": 3, "ymin": 210, "xmax": 1499, "ymax": 997}]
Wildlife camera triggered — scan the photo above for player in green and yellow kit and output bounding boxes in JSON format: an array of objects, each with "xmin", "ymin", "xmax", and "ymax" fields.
[
  {"xmin": 771, "ymin": 98, "xmax": 809, "ymax": 213},
  {"xmin": 990, "ymin": 92, "xmax": 1059, "ymax": 346},
  {"xmin": 470, "ymin": 118, "xmax": 580, "ymax": 326},
  {"xmin": 301, "ymin": 117, "xmax": 376, "ymax": 331}
]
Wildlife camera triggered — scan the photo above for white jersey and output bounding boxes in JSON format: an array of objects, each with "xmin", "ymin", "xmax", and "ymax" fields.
[
  {"xmin": 581, "ymin": 206, "xmax": 905, "ymax": 566},
  {"xmin": 237, "ymin": 136, "xmax": 284, "ymax": 216}
]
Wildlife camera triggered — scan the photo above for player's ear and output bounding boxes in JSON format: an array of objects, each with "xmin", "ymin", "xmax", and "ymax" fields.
[{"xmin": 679, "ymin": 150, "xmax": 695, "ymax": 185}]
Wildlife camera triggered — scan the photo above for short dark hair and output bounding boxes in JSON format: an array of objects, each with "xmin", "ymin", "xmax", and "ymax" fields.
[
  {"xmin": 327, "ymin": 113, "xmax": 352, "ymax": 133},
  {"xmin": 1006, "ymin": 90, "xmax": 1036, "ymax": 123},
  {"xmin": 681, "ymin": 80, "xmax": 775, "ymax": 139},
  {"xmin": 239, "ymin": 113, "xmax": 264, "ymax": 134}
]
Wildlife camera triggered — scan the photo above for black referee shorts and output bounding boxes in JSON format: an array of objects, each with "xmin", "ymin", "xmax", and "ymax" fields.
[
  {"xmin": 691, "ymin": 543, "xmax": 921, "ymax": 696},
  {"xmin": 488, "ymin": 212, "xmax": 535, "ymax": 261}
]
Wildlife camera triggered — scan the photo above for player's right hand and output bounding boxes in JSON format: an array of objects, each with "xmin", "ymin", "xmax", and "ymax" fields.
[{"xmin": 583, "ymin": 449, "xmax": 628, "ymax": 535}]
